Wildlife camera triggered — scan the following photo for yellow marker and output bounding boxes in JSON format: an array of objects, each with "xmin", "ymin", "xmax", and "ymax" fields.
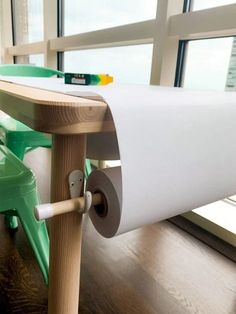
[{"xmin": 98, "ymin": 74, "xmax": 113, "ymax": 85}]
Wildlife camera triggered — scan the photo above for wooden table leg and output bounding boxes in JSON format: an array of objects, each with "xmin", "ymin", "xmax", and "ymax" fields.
[{"xmin": 48, "ymin": 134, "xmax": 86, "ymax": 314}]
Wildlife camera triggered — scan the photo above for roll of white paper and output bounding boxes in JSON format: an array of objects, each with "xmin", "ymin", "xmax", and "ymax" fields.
[
  {"xmin": 86, "ymin": 85, "xmax": 236, "ymax": 237},
  {"xmin": 86, "ymin": 167, "xmax": 122, "ymax": 237}
]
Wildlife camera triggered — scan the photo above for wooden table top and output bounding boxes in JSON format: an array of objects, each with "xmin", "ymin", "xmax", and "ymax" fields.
[{"xmin": 0, "ymin": 80, "xmax": 115, "ymax": 134}]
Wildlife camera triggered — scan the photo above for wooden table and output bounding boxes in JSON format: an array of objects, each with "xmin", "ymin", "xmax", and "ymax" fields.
[{"xmin": 0, "ymin": 80, "xmax": 115, "ymax": 314}]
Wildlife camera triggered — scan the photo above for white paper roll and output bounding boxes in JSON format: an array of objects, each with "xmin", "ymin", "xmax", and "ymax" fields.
[
  {"xmin": 86, "ymin": 85, "xmax": 236, "ymax": 238},
  {"xmin": 86, "ymin": 167, "xmax": 122, "ymax": 237}
]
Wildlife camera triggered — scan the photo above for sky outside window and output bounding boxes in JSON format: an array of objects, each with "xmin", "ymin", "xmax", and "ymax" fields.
[
  {"xmin": 64, "ymin": 44, "xmax": 153, "ymax": 84},
  {"xmin": 12, "ymin": 0, "xmax": 43, "ymax": 44},
  {"xmin": 183, "ymin": 37, "xmax": 234, "ymax": 91},
  {"xmin": 192, "ymin": 0, "xmax": 236, "ymax": 11},
  {"xmin": 63, "ymin": 0, "xmax": 158, "ymax": 36}
]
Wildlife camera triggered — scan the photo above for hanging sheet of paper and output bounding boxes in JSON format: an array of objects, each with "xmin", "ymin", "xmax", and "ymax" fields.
[{"xmin": 86, "ymin": 85, "xmax": 236, "ymax": 237}]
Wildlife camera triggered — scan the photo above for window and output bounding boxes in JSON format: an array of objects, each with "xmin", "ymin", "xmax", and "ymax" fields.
[
  {"xmin": 64, "ymin": 44, "xmax": 153, "ymax": 84},
  {"xmin": 63, "ymin": 0, "xmax": 158, "ymax": 36},
  {"xmin": 15, "ymin": 54, "xmax": 44, "ymax": 66},
  {"xmin": 183, "ymin": 37, "xmax": 235, "ymax": 91},
  {"xmin": 191, "ymin": 0, "xmax": 236, "ymax": 11},
  {"xmin": 181, "ymin": 36, "xmax": 236, "ymax": 245},
  {"xmin": 12, "ymin": 0, "xmax": 43, "ymax": 44}
]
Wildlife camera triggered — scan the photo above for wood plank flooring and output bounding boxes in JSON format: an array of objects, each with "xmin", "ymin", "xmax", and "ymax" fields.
[{"xmin": 0, "ymin": 148, "xmax": 234, "ymax": 314}]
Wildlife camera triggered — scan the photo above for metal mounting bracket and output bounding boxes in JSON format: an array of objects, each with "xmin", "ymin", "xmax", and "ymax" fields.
[{"xmin": 69, "ymin": 170, "xmax": 84, "ymax": 198}]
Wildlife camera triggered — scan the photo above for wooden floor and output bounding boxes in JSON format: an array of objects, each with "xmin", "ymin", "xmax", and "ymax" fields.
[{"xmin": 0, "ymin": 148, "xmax": 235, "ymax": 314}]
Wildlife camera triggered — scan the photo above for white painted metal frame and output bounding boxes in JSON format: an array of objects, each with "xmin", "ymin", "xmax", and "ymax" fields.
[
  {"xmin": 169, "ymin": 4, "xmax": 236, "ymax": 40},
  {"xmin": 50, "ymin": 20, "xmax": 157, "ymax": 51}
]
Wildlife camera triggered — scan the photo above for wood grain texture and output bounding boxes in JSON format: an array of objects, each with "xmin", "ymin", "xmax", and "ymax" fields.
[
  {"xmin": 0, "ymin": 214, "xmax": 235, "ymax": 314},
  {"xmin": 170, "ymin": 215, "xmax": 236, "ymax": 262},
  {"xmin": 49, "ymin": 135, "xmax": 86, "ymax": 314},
  {"xmin": 0, "ymin": 80, "xmax": 114, "ymax": 134}
]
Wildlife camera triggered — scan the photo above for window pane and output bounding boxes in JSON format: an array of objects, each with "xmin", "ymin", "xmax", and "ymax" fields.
[
  {"xmin": 192, "ymin": 0, "xmax": 236, "ymax": 11},
  {"xmin": 12, "ymin": 0, "xmax": 43, "ymax": 44},
  {"xmin": 0, "ymin": 1, "xmax": 2, "ymax": 63},
  {"xmin": 15, "ymin": 54, "xmax": 44, "ymax": 67},
  {"xmin": 64, "ymin": 44, "xmax": 153, "ymax": 84},
  {"xmin": 63, "ymin": 0, "xmax": 158, "ymax": 36},
  {"xmin": 183, "ymin": 36, "xmax": 236, "ymax": 240},
  {"xmin": 183, "ymin": 37, "xmax": 235, "ymax": 91}
]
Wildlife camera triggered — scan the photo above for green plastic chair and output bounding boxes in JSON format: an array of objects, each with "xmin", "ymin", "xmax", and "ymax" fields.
[
  {"xmin": 0, "ymin": 64, "xmax": 64, "ymax": 77},
  {"xmin": 0, "ymin": 64, "xmax": 92, "ymax": 229},
  {"xmin": 0, "ymin": 65, "xmax": 63, "ymax": 229},
  {"xmin": 0, "ymin": 145, "xmax": 49, "ymax": 283}
]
